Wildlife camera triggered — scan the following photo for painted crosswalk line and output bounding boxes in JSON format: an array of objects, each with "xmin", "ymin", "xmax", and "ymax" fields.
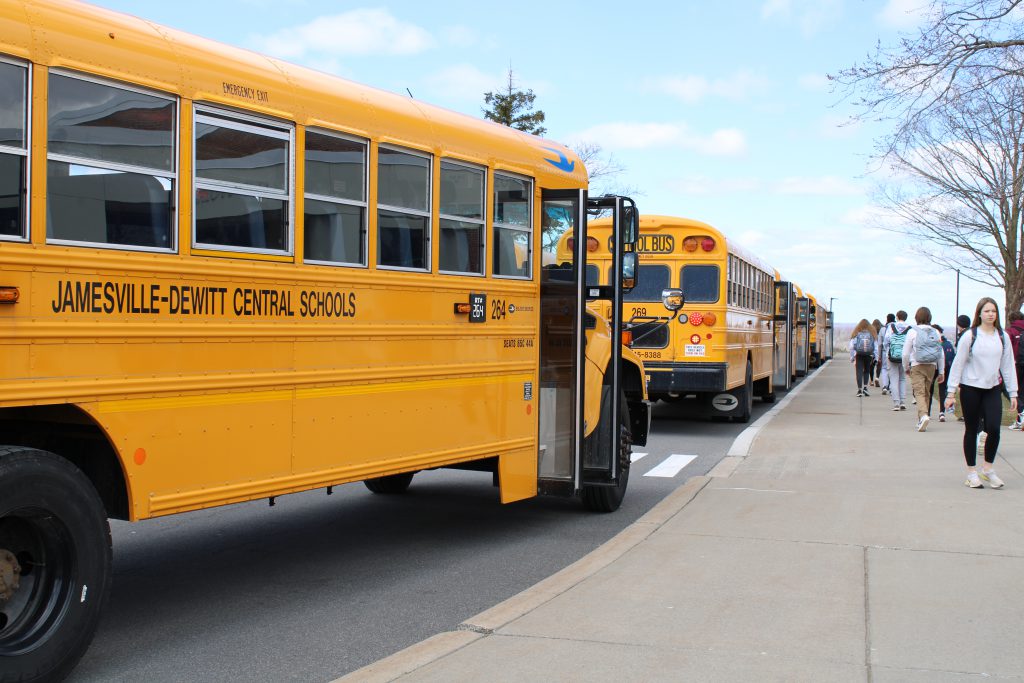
[
  {"xmin": 630, "ymin": 452, "xmax": 648, "ymax": 463},
  {"xmin": 643, "ymin": 454, "xmax": 697, "ymax": 478}
]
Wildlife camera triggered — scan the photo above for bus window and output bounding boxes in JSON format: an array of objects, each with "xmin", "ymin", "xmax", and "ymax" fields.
[
  {"xmin": 377, "ymin": 145, "xmax": 430, "ymax": 270},
  {"xmin": 439, "ymin": 160, "xmax": 484, "ymax": 275},
  {"xmin": 0, "ymin": 59, "xmax": 27, "ymax": 240},
  {"xmin": 681, "ymin": 264, "xmax": 719, "ymax": 303},
  {"xmin": 194, "ymin": 109, "xmax": 290, "ymax": 253},
  {"xmin": 585, "ymin": 263, "xmax": 599, "ymax": 286},
  {"xmin": 304, "ymin": 130, "xmax": 367, "ymax": 266},
  {"xmin": 493, "ymin": 173, "xmax": 532, "ymax": 278},
  {"xmin": 47, "ymin": 72, "xmax": 175, "ymax": 249},
  {"xmin": 620, "ymin": 264, "xmax": 669, "ymax": 301}
]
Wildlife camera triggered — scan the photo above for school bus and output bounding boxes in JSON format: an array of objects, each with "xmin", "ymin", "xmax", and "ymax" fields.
[
  {"xmin": 772, "ymin": 271, "xmax": 795, "ymax": 391},
  {"xmin": 793, "ymin": 285, "xmax": 810, "ymax": 377},
  {"xmin": 564, "ymin": 215, "xmax": 776, "ymax": 422},
  {"xmin": 808, "ymin": 293, "xmax": 826, "ymax": 366},
  {"xmin": 0, "ymin": 1, "xmax": 651, "ymax": 678}
]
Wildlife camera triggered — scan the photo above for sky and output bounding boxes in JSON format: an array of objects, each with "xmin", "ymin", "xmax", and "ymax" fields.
[{"xmin": 86, "ymin": 0, "xmax": 998, "ymax": 328}]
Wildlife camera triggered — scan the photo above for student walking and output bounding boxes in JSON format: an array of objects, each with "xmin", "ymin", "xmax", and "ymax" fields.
[
  {"xmin": 849, "ymin": 319, "xmax": 877, "ymax": 396},
  {"xmin": 945, "ymin": 297, "xmax": 1018, "ymax": 488},
  {"xmin": 903, "ymin": 307, "xmax": 944, "ymax": 432},
  {"xmin": 884, "ymin": 310, "xmax": 911, "ymax": 411},
  {"xmin": 1006, "ymin": 311, "xmax": 1024, "ymax": 430},
  {"xmin": 932, "ymin": 325, "xmax": 954, "ymax": 422},
  {"xmin": 870, "ymin": 319, "xmax": 882, "ymax": 387},
  {"xmin": 878, "ymin": 313, "xmax": 895, "ymax": 395}
]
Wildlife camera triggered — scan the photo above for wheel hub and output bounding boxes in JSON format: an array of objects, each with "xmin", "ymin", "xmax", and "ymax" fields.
[{"xmin": 0, "ymin": 549, "xmax": 21, "ymax": 602}]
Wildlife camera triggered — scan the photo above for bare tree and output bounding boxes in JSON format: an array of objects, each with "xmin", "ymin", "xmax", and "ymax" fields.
[
  {"xmin": 875, "ymin": 72, "xmax": 1024, "ymax": 312},
  {"xmin": 834, "ymin": 0, "xmax": 1024, "ymax": 143},
  {"xmin": 570, "ymin": 141, "xmax": 638, "ymax": 198}
]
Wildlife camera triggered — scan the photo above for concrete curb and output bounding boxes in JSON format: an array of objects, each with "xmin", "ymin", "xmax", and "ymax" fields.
[
  {"xmin": 333, "ymin": 476, "xmax": 711, "ymax": 682},
  {"xmin": 726, "ymin": 359, "xmax": 830, "ymax": 457}
]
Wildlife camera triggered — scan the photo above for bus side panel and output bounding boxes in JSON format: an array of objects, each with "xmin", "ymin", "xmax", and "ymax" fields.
[{"xmin": 498, "ymin": 448, "xmax": 537, "ymax": 503}]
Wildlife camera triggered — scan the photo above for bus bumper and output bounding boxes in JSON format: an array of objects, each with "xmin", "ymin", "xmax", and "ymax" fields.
[{"xmin": 644, "ymin": 362, "xmax": 728, "ymax": 394}]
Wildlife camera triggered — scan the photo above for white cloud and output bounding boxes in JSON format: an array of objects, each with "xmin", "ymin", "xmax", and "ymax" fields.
[
  {"xmin": 876, "ymin": 0, "xmax": 929, "ymax": 29},
  {"xmin": 669, "ymin": 176, "xmax": 763, "ymax": 195},
  {"xmin": 798, "ymin": 73, "xmax": 830, "ymax": 92},
  {"xmin": 423, "ymin": 64, "xmax": 503, "ymax": 102},
  {"xmin": 643, "ymin": 70, "xmax": 771, "ymax": 103},
  {"xmin": 571, "ymin": 122, "xmax": 747, "ymax": 157},
  {"xmin": 775, "ymin": 175, "xmax": 863, "ymax": 196},
  {"xmin": 760, "ymin": 0, "xmax": 843, "ymax": 35},
  {"xmin": 252, "ymin": 9, "xmax": 434, "ymax": 60}
]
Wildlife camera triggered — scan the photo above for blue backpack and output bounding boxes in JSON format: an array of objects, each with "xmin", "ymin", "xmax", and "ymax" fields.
[
  {"xmin": 888, "ymin": 325, "xmax": 909, "ymax": 362},
  {"xmin": 941, "ymin": 338, "xmax": 955, "ymax": 370},
  {"xmin": 854, "ymin": 330, "xmax": 873, "ymax": 355}
]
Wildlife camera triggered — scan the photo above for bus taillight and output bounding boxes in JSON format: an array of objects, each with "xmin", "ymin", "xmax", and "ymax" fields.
[
  {"xmin": 702, "ymin": 312, "xmax": 717, "ymax": 326},
  {"xmin": 701, "ymin": 237, "xmax": 716, "ymax": 252}
]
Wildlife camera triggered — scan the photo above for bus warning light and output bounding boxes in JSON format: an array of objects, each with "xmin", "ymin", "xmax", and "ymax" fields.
[
  {"xmin": 701, "ymin": 237, "xmax": 716, "ymax": 252},
  {"xmin": 0, "ymin": 287, "xmax": 19, "ymax": 304}
]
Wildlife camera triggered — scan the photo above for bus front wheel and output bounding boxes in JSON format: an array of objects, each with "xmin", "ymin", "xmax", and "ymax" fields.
[
  {"xmin": 0, "ymin": 446, "xmax": 112, "ymax": 683},
  {"xmin": 363, "ymin": 472, "xmax": 415, "ymax": 494},
  {"xmin": 582, "ymin": 393, "xmax": 632, "ymax": 513}
]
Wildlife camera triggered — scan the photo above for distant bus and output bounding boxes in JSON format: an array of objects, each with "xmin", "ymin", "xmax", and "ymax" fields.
[
  {"xmin": 0, "ymin": 1, "xmax": 650, "ymax": 679},
  {"xmin": 564, "ymin": 215, "xmax": 776, "ymax": 422}
]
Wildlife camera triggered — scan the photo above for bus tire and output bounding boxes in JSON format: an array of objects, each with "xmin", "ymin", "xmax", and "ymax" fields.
[
  {"xmin": 0, "ymin": 446, "xmax": 112, "ymax": 683},
  {"xmin": 582, "ymin": 393, "xmax": 632, "ymax": 513},
  {"xmin": 732, "ymin": 361, "xmax": 754, "ymax": 423},
  {"xmin": 363, "ymin": 472, "xmax": 415, "ymax": 494}
]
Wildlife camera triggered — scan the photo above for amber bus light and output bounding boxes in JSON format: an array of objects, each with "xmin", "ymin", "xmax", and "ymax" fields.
[{"xmin": 0, "ymin": 287, "xmax": 20, "ymax": 304}]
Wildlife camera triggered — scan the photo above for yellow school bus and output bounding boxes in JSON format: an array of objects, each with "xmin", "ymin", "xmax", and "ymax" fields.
[
  {"xmin": 0, "ymin": 1, "xmax": 650, "ymax": 678},
  {"xmin": 807, "ymin": 293, "xmax": 827, "ymax": 366},
  {"xmin": 563, "ymin": 215, "xmax": 775, "ymax": 422}
]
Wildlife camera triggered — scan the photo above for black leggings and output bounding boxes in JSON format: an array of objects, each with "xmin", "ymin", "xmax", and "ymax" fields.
[
  {"xmin": 959, "ymin": 384, "xmax": 1002, "ymax": 466},
  {"xmin": 855, "ymin": 354, "xmax": 872, "ymax": 389}
]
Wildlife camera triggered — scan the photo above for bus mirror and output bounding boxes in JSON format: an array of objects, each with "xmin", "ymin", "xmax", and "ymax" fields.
[
  {"xmin": 662, "ymin": 288, "xmax": 684, "ymax": 311},
  {"xmin": 622, "ymin": 252, "xmax": 637, "ymax": 291},
  {"xmin": 621, "ymin": 201, "xmax": 638, "ymax": 243}
]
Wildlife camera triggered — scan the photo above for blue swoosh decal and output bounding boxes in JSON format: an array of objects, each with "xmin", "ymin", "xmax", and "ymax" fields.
[{"xmin": 542, "ymin": 147, "xmax": 575, "ymax": 173}]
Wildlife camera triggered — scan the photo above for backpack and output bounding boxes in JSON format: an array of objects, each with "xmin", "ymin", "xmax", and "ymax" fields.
[
  {"xmin": 888, "ymin": 326, "xmax": 909, "ymax": 362},
  {"xmin": 941, "ymin": 338, "xmax": 955, "ymax": 370},
  {"xmin": 853, "ymin": 330, "xmax": 873, "ymax": 355},
  {"xmin": 913, "ymin": 326, "xmax": 942, "ymax": 364},
  {"xmin": 968, "ymin": 326, "xmax": 1006, "ymax": 357}
]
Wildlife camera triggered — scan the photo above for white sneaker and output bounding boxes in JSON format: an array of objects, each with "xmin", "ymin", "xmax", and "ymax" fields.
[
  {"xmin": 965, "ymin": 471, "xmax": 983, "ymax": 488},
  {"xmin": 917, "ymin": 415, "xmax": 930, "ymax": 432},
  {"xmin": 939, "ymin": 413, "xmax": 946, "ymax": 422},
  {"xmin": 1010, "ymin": 418, "xmax": 1023, "ymax": 431},
  {"xmin": 892, "ymin": 405, "xmax": 900, "ymax": 411},
  {"xmin": 980, "ymin": 470, "xmax": 1004, "ymax": 488}
]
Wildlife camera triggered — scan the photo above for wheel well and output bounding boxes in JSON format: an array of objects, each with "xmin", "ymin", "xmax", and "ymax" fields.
[
  {"xmin": 0, "ymin": 405, "xmax": 129, "ymax": 520},
  {"xmin": 618, "ymin": 358, "xmax": 644, "ymax": 398}
]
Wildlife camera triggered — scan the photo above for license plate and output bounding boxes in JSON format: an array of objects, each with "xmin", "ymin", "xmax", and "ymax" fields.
[{"xmin": 684, "ymin": 344, "xmax": 706, "ymax": 357}]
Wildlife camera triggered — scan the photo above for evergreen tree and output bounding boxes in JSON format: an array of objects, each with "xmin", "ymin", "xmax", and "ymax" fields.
[{"xmin": 482, "ymin": 69, "xmax": 546, "ymax": 136}]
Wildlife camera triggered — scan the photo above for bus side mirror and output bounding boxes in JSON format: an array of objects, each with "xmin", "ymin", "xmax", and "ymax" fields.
[
  {"xmin": 662, "ymin": 288, "xmax": 684, "ymax": 311},
  {"xmin": 622, "ymin": 252, "xmax": 637, "ymax": 291},
  {"xmin": 620, "ymin": 200, "xmax": 638, "ymax": 243}
]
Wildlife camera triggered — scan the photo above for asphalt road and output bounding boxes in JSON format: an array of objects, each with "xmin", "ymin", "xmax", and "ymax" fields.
[{"xmin": 68, "ymin": 393, "xmax": 783, "ymax": 682}]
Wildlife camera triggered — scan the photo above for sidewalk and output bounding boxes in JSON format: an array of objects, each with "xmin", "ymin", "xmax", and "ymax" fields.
[{"xmin": 338, "ymin": 361, "xmax": 1024, "ymax": 682}]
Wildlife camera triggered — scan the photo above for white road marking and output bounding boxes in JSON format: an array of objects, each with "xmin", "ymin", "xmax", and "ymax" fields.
[
  {"xmin": 643, "ymin": 454, "xmax": 697, "ymax": 478},
  {"xmin": 630, "ymin": 452, "xmax": 648, "ymax": 463}
]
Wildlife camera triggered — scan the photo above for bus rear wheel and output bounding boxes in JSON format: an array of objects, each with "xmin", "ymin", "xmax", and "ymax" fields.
[
  {"xmin": 731, "ymin": 361, "xmax": 754, "ymax": 423},
  {"xmin": 582, "ymin": 393, "xmax": 632, "ymax": 513},
  {"xmin": 363, "ymin": 472, "xmax": 415, "ymax": 494},
  {"xmin": 0, "ymin": 446, "xmax": 111, "ymax": 683}
]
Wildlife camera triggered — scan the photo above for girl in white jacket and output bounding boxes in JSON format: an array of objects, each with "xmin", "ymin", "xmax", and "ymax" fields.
[{"xmin": 945, "ymin": 297, "xmax": 1018, "ymax": 488}]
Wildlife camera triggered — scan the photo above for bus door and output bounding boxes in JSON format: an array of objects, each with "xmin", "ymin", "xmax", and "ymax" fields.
[
  {"xmin": 795, "ymin": 297, "xmax": 810, "ymax": 376},
  {"xmin": 773, "ymin": 281, "xmax": 793, "ymax": 390},
  {"xmin": 537, "ymin": 190, "xmax": 635, "ymax": 496}
]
